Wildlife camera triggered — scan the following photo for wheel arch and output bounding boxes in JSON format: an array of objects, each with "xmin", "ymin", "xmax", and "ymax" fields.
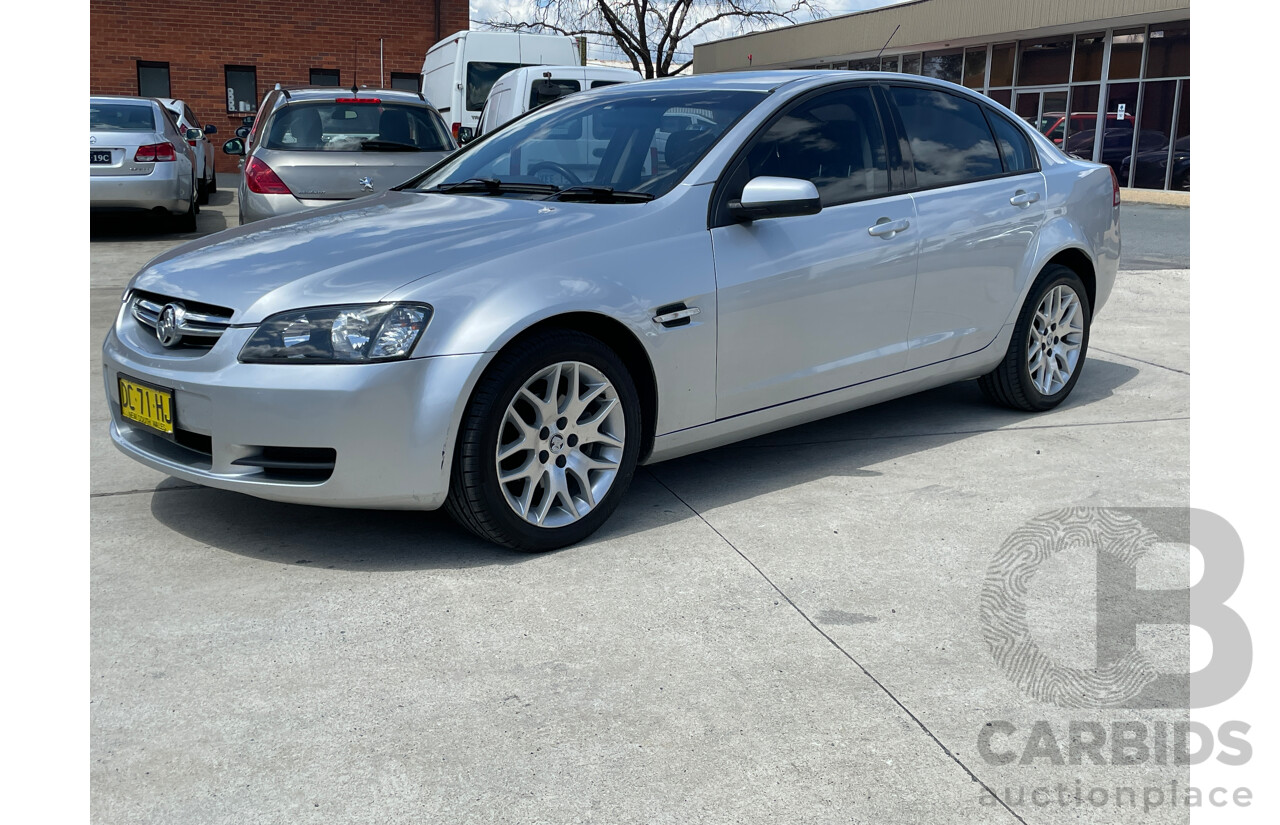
[
  {"xmin": 1043, "ymin": 246, "xmax": 1097, "ymax": 312},
  {"xmin": 479, "ymin": 312, "xmax": 659, "ymax": 464}
]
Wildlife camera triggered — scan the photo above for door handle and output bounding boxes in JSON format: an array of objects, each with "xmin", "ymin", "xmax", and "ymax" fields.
[
  {"xmin": 1010, "ymin": 190, "xmax": 1041, "ymax": 207},
  {"xmin": 867, "ymin": 217, "xmax": 910, "ymax": 238}
]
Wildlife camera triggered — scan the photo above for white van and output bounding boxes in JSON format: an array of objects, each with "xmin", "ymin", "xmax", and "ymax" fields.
[
  {"xmin": 477, "ymin": 65, "xmax": 643, "ymax": 136},
  {"xmin": 421, "ymin": 30, "xmax": 579, "ymax": 142}
]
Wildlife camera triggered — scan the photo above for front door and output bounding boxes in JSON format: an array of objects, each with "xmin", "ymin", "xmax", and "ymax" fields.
[{"xmin": 710, "ymin": 85, "xmax": 918, "ymax": 419}]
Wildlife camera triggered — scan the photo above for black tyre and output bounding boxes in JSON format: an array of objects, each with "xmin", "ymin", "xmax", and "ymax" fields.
[
  {"xmin": 208, "ymin": 167, "xmax": 217, "ymax": 194},
  {"xmin": 978, "ymin": 264, "xmax": 1091, "ymax": 412},
  {"xmin": 446, "ymin": 330, "xmax": 642, "ymax": 551},
  {"xmin": 173, "ymin": 180, "xmax": 198, "ymax": 233},
  {"xmin": 197, "ymin": 171, "xmax": 210, "ymax": 204}
]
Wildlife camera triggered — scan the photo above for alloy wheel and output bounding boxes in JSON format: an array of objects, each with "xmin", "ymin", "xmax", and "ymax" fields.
[
  {"xmin": 1026, "ymin": 284, "xmax": 1085, "ymax": 395},
  {"xmin": 494, "ymin": 361, "xmax": 626, "ymax": 528}
]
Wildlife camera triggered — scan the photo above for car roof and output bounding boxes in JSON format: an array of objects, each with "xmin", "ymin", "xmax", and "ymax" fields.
[
  {"xmin": 90, "ymin": 95, "xmax": 162, "ymax": 107},
  {"xmin": 271, "ymin": 87, "xmax": 431, "ymax": 104}
]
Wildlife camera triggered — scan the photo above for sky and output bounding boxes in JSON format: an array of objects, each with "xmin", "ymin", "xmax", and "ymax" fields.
[{"xmin": 467, "ymin": 1, "xmax": 910, "ymax": 66}]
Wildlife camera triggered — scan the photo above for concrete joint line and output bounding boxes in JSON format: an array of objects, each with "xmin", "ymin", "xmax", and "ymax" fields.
[{"xmin": 643, "ymin": 467, "xmax": 1030, "ymax": 825}]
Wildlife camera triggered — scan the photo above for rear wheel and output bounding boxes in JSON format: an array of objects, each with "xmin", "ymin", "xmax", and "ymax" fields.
[
  {"xmin": 978, "ymin": 264, "xmax": 1091, "ymax": 411},
  {"xmin": 446, "ymin": 330, "xmax": 641, "ymax": 551},
  {"xmin": 197, "ymin": 170, "xmax": 210, "ymax": 204},
  {"xmin": 173, "ymin": 176, "xmax": 198, "ymax": 233}
]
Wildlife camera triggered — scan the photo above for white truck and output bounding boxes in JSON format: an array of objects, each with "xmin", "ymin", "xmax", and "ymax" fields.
[
  {"xmin": 421, "ymin": 30, "xmax": 580, "ymax": 143},
  {"xmin": 476, "ymin": 65, "xmax": 642, "ymax": 136}
]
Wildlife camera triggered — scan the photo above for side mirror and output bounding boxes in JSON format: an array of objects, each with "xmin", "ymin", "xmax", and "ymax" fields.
[
  {"xmin": 456, "ymin": 126, "xmax": 475, "ymax": 145},
  {"xmin": 203, "ymin": 124, "xmax": 218, "ymax": 135},
  {"xmin": 235, "ymin": 126, "xmax": 250, "ymax": 139},
  {"xmin": 728, "ymin": 176, "xmax": 821, "ymax": 222},
  {"xmin": 242, "ymin": 115, "xmax": 255, "ymax": 127},
  {"xmin": 183, "ymin": 127, "xmax": 203, "ymax": 142},
  {"xmin": 222, "ymin": 138, "xmax": 246, "ymax": 156}
]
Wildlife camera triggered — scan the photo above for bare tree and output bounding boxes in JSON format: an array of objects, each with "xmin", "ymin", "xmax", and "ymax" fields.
[{"xmin": 480, "ymin": 1, "xmax": 824, "ymax": 78}]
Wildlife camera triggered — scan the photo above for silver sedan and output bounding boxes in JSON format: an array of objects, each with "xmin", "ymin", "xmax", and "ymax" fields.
[
  {"xmin": 90, "ymin": 96, "xmax": 200, "ymax": 230},
  {"xmin": 102, "ymin": 72, "xmax": 1119, "ymax": 550}
]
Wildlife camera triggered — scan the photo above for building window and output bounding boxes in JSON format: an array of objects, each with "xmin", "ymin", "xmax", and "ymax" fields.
[
  {"xmin": 921, "ymin": 49, "xmax": 962, "ymax": 83},
  {"xmin": 1073, "ymin": 33, "xmax": 1106, "ymax": 83},
  {"xmin": 310, "ymin": 68, "xmax": 340, "ymax": 87},
  {"xmin": 1017, "ymin": 37, "xmax": 1072, "ymax": 86},
  {"xmin": 901, "ymin": 53, "xmax": 922, "ymax": 75},
  {"xmin": 988, "ymin": 43, "xmax": 1015, "ymax": 87},
  {"xmin": 962, "ymin": 47, "xmax": 987, "ymax": 89},
  {"xmin": 1108, "ymin": 28, "xmax": 1146, "ymax": 80},
  {"xmin": 137, "ymin": 61, "xmax": 170, "ymax": 98},
  {"xmin": 880, "ymin": 55, "xmax": 899, "ymax": 72},
  {"xmin": 1145, "ymin": 21, "xmax": 1189, "ymax": 78},
  {"xmin": 390, "ymin": 72, "xmax": 422, "ymax": 92},
  {"xmin": 225, "ymin": 65, "xmax": 258, "ymax": 113}
]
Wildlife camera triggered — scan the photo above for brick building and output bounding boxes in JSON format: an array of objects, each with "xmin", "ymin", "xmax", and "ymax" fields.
[{"xmin": 89, "ymin": 0, "xmax": 471, "ymax": 173}]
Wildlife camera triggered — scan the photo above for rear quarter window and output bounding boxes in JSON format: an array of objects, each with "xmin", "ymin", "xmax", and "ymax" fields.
[{"xmin": 986, "ymin": 110, "xmax": 1038, "ymax": 174}]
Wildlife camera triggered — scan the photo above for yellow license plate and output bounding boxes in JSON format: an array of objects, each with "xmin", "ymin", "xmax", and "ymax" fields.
[{"xmin": 118, "ymin": 376, "xmax": 174, "ymax": 434}]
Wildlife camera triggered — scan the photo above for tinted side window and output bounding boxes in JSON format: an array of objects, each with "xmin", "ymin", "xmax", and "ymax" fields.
[
  {"xmin": 889, "ymin": 86, "xmax": 1003, "ymax": 187},
  {"xmin": 986, "ymin": 110, "xmax": 1036, "ymax": 173},
  {"xmin": 735, "ymin": 86, "xmax": 889, "ymax": 206}
]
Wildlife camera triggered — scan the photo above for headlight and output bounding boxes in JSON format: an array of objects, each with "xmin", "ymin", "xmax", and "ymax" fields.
[{"xmin": 239, "ymin": 303, "xmax": 432, "ymax": 364}]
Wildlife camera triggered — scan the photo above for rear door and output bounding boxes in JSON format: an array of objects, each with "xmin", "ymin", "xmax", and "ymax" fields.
[
  {"xmin": 884, "ymin": 83, "xmax": 1047, "ymax": 369},
  {"xmin": 710, "ymin": 84, "xmax": 919, "ymax": 419}
]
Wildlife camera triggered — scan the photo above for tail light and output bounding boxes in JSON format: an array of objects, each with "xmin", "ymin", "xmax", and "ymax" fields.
[
  {"xmin": 335, "ymin": 97, "xmax": 380, "ymax": 104},
  {"xmin": 134, "ymin": 143, "xmax": 176, "ymax": 162},
  {"xmin": 245, "ymin": 156, "xmax": 292, "ymax": 195},
  {"xmin": 451, "ymin": 122, "xmax": 461, "ymax": 140},
  {"xmin": 1109, "ymin": 167, "xmax": 1121, "ymax": 207}
]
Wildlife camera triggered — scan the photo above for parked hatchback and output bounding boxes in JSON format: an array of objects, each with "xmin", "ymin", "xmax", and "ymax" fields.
[
  {"xmin": 90, "ymin": 95, "xmax": 200, "ymax": 231},
  {"xmin": 222, "ymin": 87, "xmax": 456, "ymax": 223},
  {"xmin": 104, "ymin": 72, "xmax": 1119, "ymax": 551}
]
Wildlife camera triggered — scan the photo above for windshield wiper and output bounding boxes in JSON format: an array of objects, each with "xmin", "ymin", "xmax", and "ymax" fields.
[
  {"xmin": 431, "ymin": 177, "xmax": 559, "ymax": 195},
  {"xmin": 360, "ymin": 139, "xmax": 422, "ymax": 152},
  {"xmin": 546, "ymin": 186, "xmax": 655, "ymax": 203}
]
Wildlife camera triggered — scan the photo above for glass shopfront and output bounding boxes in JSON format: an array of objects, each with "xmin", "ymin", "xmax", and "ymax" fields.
[{"xmin": 804, "ymin": 19, "xmax": 1190, "ymax": 190}]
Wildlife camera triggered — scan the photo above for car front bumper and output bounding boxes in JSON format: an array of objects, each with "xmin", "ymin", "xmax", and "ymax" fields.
[
  {"xmin": 90, "ymin": 165, "xmax": 186, "ymax": 213},
  {"xmin": 102, "ymin": 313, "xmax": 486, "ymax": 510}
]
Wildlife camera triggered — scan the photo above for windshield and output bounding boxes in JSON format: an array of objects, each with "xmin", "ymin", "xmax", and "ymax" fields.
[
  {"xmin": 413, "ymin": 87, "xmax": 766, "ymax": 199},
  {"xmin": 90, "ymin": 103, "xmax": 155, "ymax": 132},
  {"xmin": 263, "ymin": 101, "xmax": 452, "ymax": 151}
]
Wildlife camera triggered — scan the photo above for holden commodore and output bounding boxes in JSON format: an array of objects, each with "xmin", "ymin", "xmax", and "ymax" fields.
[{"xmin": 102, "ymin": 72, "xmax": 1119, "ymax": 551}]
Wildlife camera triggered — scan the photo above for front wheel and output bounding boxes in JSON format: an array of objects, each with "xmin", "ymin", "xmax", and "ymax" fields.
[
  {"xmin": 978, "ymin": 264, "xmax": 1091, "ymax": 411},
  {"xmin": 446, "ymin": 331, "xmax": 642, "ymax": 551}
]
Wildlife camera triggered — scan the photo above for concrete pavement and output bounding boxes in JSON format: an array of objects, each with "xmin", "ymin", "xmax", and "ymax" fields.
[{"xmin": 91, "ymin": 193, "xmax": 1191, "ymax": 824}]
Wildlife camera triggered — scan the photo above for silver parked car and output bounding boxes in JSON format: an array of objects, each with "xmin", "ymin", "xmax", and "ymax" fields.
[
  {"xmin": 222, "ymin": 87, "xmax": 456, "ymax": 224},
  {"xmin": 158, "ymin": 98, "xmax": 219, "ymax": 203},
  {"xmin": 90, "ymin": 95, "xmax": 200, "ymax": 231},
  {"xmin": 103, "ymin": 72, "xmax": 1119, "ymax": 551}
]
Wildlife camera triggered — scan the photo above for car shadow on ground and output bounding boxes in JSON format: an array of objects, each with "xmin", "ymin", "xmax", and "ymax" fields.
[
  {"xmin": 91, "ymin": 190, "xmax": 234, "ymax": 242},
  {"xmin": 147, "ymin": 358, "xmax": 1140, "ymax": 572}
]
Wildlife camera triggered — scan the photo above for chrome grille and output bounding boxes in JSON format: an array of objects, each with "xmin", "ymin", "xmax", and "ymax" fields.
[{"xmin": 130, "ymin": 290, "xmax": 233, "ymax": 347}]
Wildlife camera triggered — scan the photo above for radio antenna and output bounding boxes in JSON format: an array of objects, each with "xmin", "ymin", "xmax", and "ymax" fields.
[{"xmin": 876, "ymin": 25, "xmax": 901, "ymax": 61}]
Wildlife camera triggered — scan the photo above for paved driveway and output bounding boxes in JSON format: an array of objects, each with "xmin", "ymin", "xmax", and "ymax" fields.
[{"xmin": 92, "ymin": 196, "xmax": 1191, "ymax": 824}]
